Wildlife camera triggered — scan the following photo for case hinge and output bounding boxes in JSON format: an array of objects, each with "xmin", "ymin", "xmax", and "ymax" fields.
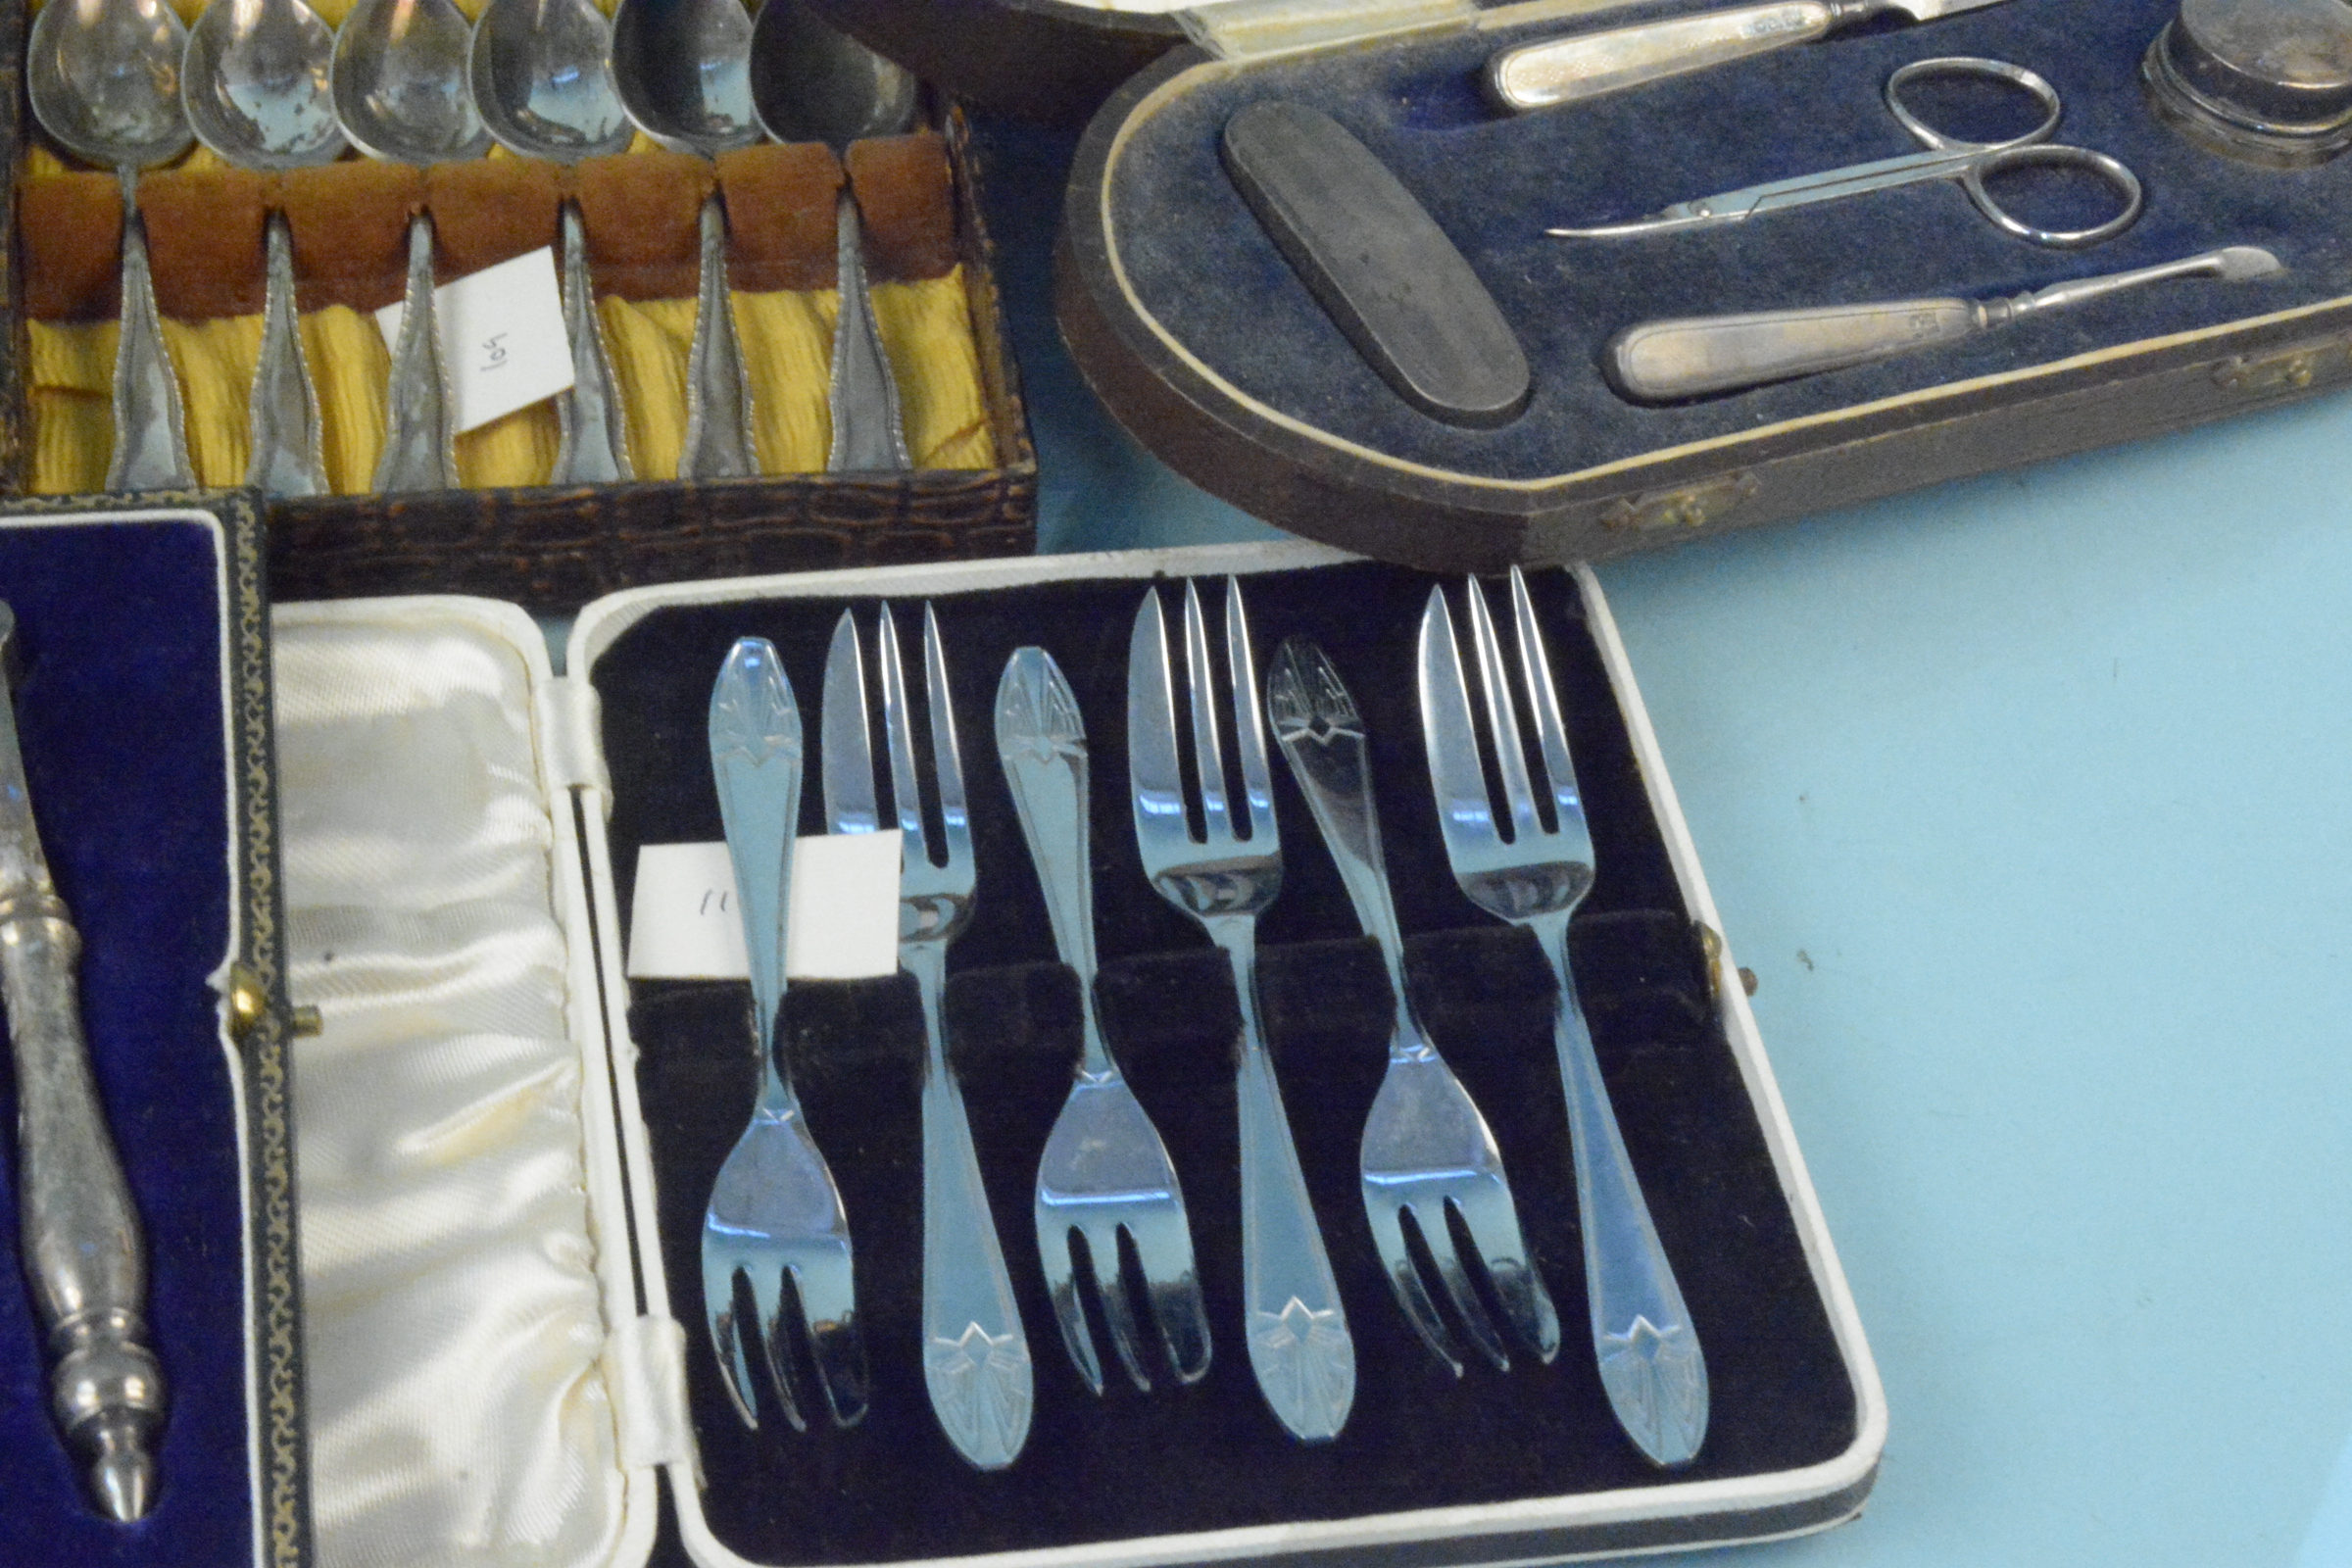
[
  {"xmin": 603, "ymin": 1314, "xmax": 694, "ymax": 1471},
  {"xmin": 540, "ymin": 676, "xmax": 611, "ymax": 802},
  {"xmin": 1601, "ymin": 471, "xmax": 1759, "ymax": 534},
  {"xmin": 2212, "ymin": 333, "xmax": 2352, "ymax": 395}
]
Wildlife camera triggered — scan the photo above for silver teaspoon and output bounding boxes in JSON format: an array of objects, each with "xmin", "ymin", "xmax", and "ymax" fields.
[
  {"xmin": 27, "ymin": 0, "xmax": 194, "ymax": 491},
  {"xmin": 184, "ymin": 0, "xmax": 343, "ymax": 495},
  {"xmin": 611, "ymin": 0, "xmax": 760, "ymax": 476},
  {"xmin": 471, "ymin": 0, "xmax": 636, "ymax": 482},
  {"xmin": 331, "ymin": 0, "xmax": 489, "ymax": 492},
  {"xmin": 748, "ymin": 0, "xmax": 914, "ymax": 471}
]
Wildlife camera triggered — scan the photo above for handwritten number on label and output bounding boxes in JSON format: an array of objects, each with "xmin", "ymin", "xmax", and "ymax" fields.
[
  {"xmin": 698, "ymin": 888, "xmax": 733, "ymax": 918},
  {"xmin": 480, "ymin": 331, "xmax": 509, "ymax": 371}
]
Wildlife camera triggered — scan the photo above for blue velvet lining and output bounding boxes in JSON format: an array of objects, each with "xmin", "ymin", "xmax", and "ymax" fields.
[
  {"xmin": 1105, "ymin": 0, "xmax": 2343, "ymax": 478},
  {"xmin": 0, "ymin": 518, "xmax": 248, "ymax": 1567}
]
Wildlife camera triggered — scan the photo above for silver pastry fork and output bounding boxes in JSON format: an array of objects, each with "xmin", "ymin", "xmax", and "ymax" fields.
[
  {"xmin": 1128, "ymin": 578, "xmax": 1353, "ymax": 1441},
  {"xmin": 996, "ymin": 646, "xmax": 1211, "ymax": 1394},
  {"xmin": 822, "ymin": 605, "xmax": 1033, "ymax": 1469},
  {"xmin": 1267, "ymin": 636, "xmax": 1560, "ymax": 1376},
  {"xmin": 703, "ymin": 637, "xmax": 868, "ymax": 1432},
  {"xmin": 1418, "ymin": 568, "xmax": 1707, "ymax": 1466}
]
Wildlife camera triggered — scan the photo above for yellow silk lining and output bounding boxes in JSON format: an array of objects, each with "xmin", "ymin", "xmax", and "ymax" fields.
[{"xmin": 25, "ymin": 271, "xmax": 998, "ymax": 494}]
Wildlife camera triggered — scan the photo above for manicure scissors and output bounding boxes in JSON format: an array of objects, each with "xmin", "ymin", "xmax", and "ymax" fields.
[{"xmin": 1547, "ymin": 57, "xmax": 2143, "ymax": 249}]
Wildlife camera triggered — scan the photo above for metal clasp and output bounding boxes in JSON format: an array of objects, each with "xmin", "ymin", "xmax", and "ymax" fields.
[
  {"xmin": 1601, "ymin": 471, "xmax": 1759, "ymax": 533},
  {"xmin": 2213, "ymin": 333, "xmax": 2352, "ymax": 395},
  {"xmin": 225, "ymin": 962, "xmax": 322, "ymax": 1042}
]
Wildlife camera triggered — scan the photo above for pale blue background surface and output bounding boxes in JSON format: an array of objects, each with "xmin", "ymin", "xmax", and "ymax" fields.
[{"xmin": 973, "ymin": 113, "xmax": 2352, "ymax": 1567}]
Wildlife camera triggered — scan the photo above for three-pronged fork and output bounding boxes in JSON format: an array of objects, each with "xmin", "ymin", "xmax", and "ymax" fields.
[
  {"xmin": 996, "ymin": 645, "xmax": 1212, "ymax": 1395},
  {"xmin": 1128, "ymin": 578, "xmax": 1353, "ymax": 1441},
  {"xmin": 703, "ymin": 637, "xmax": 868, "ymax": 1432},
  {"xmin": 822, "ymin": 605, "xmax": 1033, "ymax": 1469},
  {"xmin": 1266, "ymin": 637, "xmax": 1560, "ymax": 1376},
  {"xmin": 1418, "ymin": 568, "xmax": 1707, "ymax": 1466}
]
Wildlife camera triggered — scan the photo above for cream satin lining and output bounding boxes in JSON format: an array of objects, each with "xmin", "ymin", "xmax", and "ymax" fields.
[{"xmin": 273, "ymin": 605, "xmax": 619, "ymax": 1568}]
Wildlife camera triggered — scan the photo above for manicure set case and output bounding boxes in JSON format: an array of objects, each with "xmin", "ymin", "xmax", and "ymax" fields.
[
  {"xmin": 0, "ymin": 496, "xmax": 312, "ymax": 1568},
  {"xmin": 249, "ymin": 536, "xmax": 1883, "ymax": 1568},
  {"xmin": 0, "ymin": 0, "xmax": 1038, "ymax": 615},
  {"xmin": 846, "ymin": 0, "xmax": 2352, "ymax": 567}
]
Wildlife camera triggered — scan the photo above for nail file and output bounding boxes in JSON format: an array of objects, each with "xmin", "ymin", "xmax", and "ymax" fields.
[{"xmin": 1222, "ymin": 101, "xmax": 1531, "ymax": 428}]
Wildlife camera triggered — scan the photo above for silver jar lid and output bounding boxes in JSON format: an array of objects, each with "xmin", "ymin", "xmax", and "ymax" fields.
[{"xmin": 2142, "ymin": 0, "xmax": 2352, "ymax": 168}]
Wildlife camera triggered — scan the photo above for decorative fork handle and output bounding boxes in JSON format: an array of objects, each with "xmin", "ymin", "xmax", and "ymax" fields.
[
  {"xmin": 995, "ymin": 647, "xmax": 1115, "ymax": 1077},
  {"xmin": 1207, "ymin": 913, "xmax": 1355, "ymax": 1443},
  {"xmin": 709, "ymin": 637, "xmax": 802, "ymax": 1106},
  {"xmin": 904, "ymin": 939, "xmax": 1033, "ymax": 1470},
  {"xmin": 1535, "ymin": 913, "xmax": 1707, "ymax": 1466},
  {"xmin": 0, "ymin": 605, "xmax": 167, "ymax": 1520}
]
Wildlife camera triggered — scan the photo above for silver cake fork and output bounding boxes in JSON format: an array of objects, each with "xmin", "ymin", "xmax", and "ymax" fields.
[
  {"xmin": 1418, "ymin": 568, "xmax": 1706, "ymax": 1466},
  {"xmin": 703, "ymin": 637, "xmax": 868, "ymax": 1432},
  {"xmin": 996, "ymin": 645, "xmax": 1212, "ymax": 1394},
  {"xmin": 1267, "ymin": 636, "xmax": 1560, "ymax": 1376},
  {"xmin": 822, "ymin": 605, "xmax": 1033, "ymax": 1469},
  {"xmin": 1128, "ymin": 578, "xmax": 1353, "ymax": 1441}
]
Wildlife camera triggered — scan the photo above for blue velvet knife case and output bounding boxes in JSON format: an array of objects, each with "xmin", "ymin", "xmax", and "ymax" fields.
[{"xmin": 0, "ymin": 495, "xmax": 309, "ymax": 1568}]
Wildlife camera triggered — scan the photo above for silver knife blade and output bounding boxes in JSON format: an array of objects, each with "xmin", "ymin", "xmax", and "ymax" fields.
[
  {"xmin": 822, "ymin": 609, "xmax": 880, "ymax": 835},
  {"xmin": 1883, "ymin": 0, "xmax": 2010, "ymax": 17}
]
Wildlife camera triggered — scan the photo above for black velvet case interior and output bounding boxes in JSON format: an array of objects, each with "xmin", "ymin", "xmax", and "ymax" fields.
[
  {"xmin": 1102, "ymin": 0, "xmax": 2346, "ymax": 479},
  {"xmin": 590, "ymin": 561, "xmax": 1854, "ymax": 1563},
  {"xmin": 0, "ymin": 517, "xmax": 251, "ymax": 1565}
]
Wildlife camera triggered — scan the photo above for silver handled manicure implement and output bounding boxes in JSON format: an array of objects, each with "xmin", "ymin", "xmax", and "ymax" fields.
[
  {"xmin": 1607, "ymin": 243, "xmax": 2283, "ymax": 400},
  {"xmin": 1489, "ymin": 0, "xmax": 2014, "ymax": 111},
  {"xmin": 0, "ymin": 604, "xmax": 168, "ymax": 1520},
  {"xmin": 1545, "ymin": 57, "xmax": 2142, "ymax": 250}
]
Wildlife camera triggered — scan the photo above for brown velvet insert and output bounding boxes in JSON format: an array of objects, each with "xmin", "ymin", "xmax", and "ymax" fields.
[
  {"xmin": 19, "ymin": 127, "xmax": 963, "ymax": 324},
  {"xmin": 282, "ymin": 160, "xmax": 424, "ymax": 314},
  {"xmin": 19, "ymin": 171, "xmax": 116, "ymax": 321},
  {"xmin": 716, "ymin": 142, "xmax": 843, "ymax": 293},
  {"xmin": 428, "ymin": 157, "xmax": 564, "ymax": 277},
  {"xmin": 144, "ymin": 171, "xmax": 270, "ymax": 318},
  {"xmin": 573, "ymin": 148, "xmax": 717, "ymax": 302},
  {"xmin": 847, "ymin": 132, "xmax": 956, "ymax": 282}
]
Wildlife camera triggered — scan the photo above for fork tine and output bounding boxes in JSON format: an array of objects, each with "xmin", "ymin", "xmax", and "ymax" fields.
[
  {"xmin": 704, "ymin": 1256, "xmax": 761, "ymax": 1428},
  {"xmin": 1364, "ymin": 1201, "xmax": 1466, "ymax": 1377},
  {"xmin": 1037, "ymin": 1224, "xmax": 1105, "ymax": 1395},
  {"xmin": 877, "ymin": 603, "xmax": 926, "ymax": 856},
  {"xmin": 1505, "ymin": 567, "xmax": 1587, "ymax": 842},
  {"xmin": 749, "ymin": 1264, "xmax": 810, "ymax": 1433},
  {"xmin": 1087, "ymin": 1226, "xmax": 1158, "ymax": 1393},
  {"xmin": 1126, "ymin": 589, "xmax": 1187, "ymax": 856},
  {"xmin": 1450, "ymin": 1179, "xmax": 1563, "ymax": 1364},
  {"xmin": 1464, "ymin": 576, "xmax": 1544, "ymax": 842},
  {"xmin": 1418, "ymin": 588, "xmax": 1503, "ymax": 855},
  {"xmin": 792, "ymin": 1260, "xmax": 871, "ymax": 1427},
  {"xmin": 921, "ymin": 604, "xmax": 973, "ymax": 877},
  {"xmin": 1223, "ymin": 576, "xmax": 1277, "ymax": 844},
  {"xmin": 1124, "ymin": 1203, "xmax": 1211, "ymax": 1384},
  {"xmin": 1416, "ymin": 1203, "xmax": 1513, "ymax": 1372},
  {"xmin": 1180, "ymin": 580, "xmax": 1229, "ymax": 835}
]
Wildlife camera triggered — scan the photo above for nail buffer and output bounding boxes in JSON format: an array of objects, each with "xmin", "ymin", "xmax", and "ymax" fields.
[{"xmin": 1222, "ymin": 101, "xmax": 1532, "ymax": 428}]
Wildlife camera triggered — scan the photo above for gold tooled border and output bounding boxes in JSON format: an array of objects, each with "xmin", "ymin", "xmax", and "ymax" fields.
[{"xmin": 0, "ymin": 489, "xmax": 312, "ymax": 1567}]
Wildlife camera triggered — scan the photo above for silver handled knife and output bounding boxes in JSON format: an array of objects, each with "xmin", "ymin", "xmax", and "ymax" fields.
[
  {"xmin": 1487, "ymin": 0, "xmax": 2016, "ymax": 112},
  {"xmin": 0, "ymin": 603, "xmax": 168, "ymax": 1519}
]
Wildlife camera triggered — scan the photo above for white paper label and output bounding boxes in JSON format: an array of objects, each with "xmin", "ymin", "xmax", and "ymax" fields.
[
  {"xmin": 627, "ymin": 835, "xmax": 901, "ymax": 982},
  {"xmin": 374, "ymin": 247, "xmax": 573, "ymax": 434}
]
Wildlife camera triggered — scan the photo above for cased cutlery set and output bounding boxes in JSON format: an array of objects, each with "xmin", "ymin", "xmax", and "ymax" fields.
[{"xmin": 693, "ymin": 568, "xmax": 1706, "ymax": 1470}]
